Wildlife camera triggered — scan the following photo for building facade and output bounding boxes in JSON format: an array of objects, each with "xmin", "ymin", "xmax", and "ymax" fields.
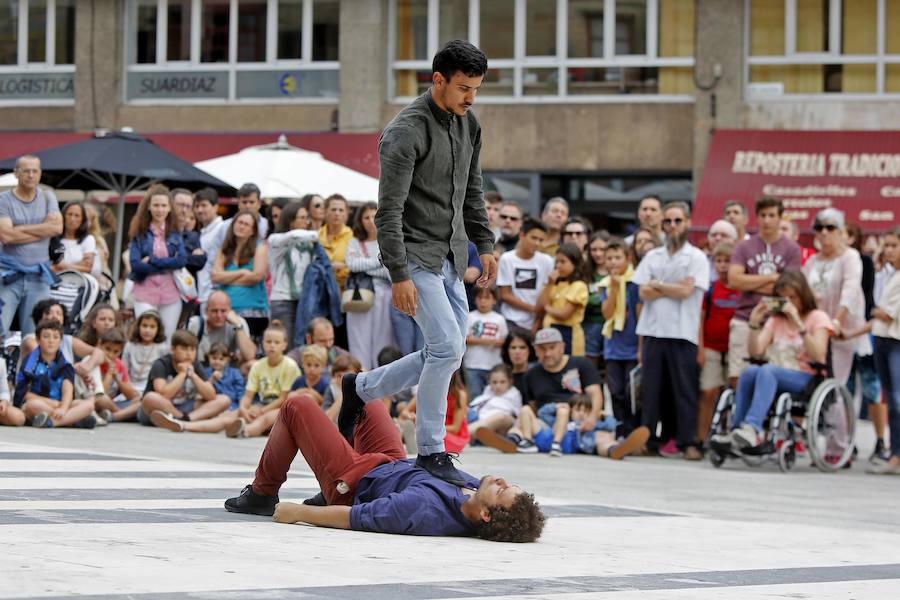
[{"xmin": 0, "ymin": 0, "xmax": 897, "ymax": 229}]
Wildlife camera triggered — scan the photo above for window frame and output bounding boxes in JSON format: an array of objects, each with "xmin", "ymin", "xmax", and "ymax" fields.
[
  {"xmin": 123, "ymin": 0, "xmax": 340, "ymax": 105},
  {"xmin": 0, "ymin": 0, "xmax": 76, "ymax": 107},
  {"xmin": 387, "ymin": 0, "xmax": 696, "ymax": 104},
  {"xmin": 744, "ymin": 0, "xmax": 900, "ymax": 100}
]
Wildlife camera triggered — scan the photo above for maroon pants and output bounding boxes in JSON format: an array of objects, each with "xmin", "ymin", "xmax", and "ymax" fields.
[{"xmin": 253, "ymin": 394, "xmax": 406, "ymax": 505}]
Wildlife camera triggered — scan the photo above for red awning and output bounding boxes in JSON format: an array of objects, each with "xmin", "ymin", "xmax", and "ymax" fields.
[
  {"xmin": 0, "ymin": 130, "xmax": 381, "ymax": 179},
  {"xmin": 694, "ymin": 129, "xmax": 900, "ymax": 232}
]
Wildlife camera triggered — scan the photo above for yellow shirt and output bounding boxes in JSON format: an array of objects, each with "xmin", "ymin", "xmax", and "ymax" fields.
[
  {"xmin": 246, "ymin": 356, "xmax": 301, "ymax": 405},
  {"xmin": 319, "ymin": 225, "xmax": 354, "ymax": 290},
  {"xmin": 543, "ymin": 280, "xmax": 589, "ymax": 356}
]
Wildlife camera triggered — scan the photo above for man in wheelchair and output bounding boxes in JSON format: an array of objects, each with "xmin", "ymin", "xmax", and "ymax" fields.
[{"xmin": 711, "ymin": 271, "xmax": 833, "ymax": 453}]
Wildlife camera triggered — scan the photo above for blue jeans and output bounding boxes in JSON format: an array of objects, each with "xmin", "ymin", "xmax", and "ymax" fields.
[
  {"xmin": 873, "ymin": 336, "xmax": 900, "ymax": 458},
  {"xmin": 466, "ymin": 368, "xmax": 490, "ymax": 399},
  {"xmin": 0, "ymin": 273, "xmax": 50, "ymax": 336},
  {"xmin": 356, "ymin": 259, "xmax": 468, "ymax": 455},
  {"xmin": 732, "ymin": 364, "xmax": 812, "ymax": 432},
  {"xmin": 390, "ymin": 305, "xmax": 424, "ymax": 356}
]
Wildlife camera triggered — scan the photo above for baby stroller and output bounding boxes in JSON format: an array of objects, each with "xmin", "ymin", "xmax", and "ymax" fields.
[{"xmin": 49, "ymin": 270, "xmax": 115, "ymax": 335}]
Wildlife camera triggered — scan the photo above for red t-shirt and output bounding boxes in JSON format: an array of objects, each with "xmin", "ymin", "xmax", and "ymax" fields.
[{"xmin": 703, "ymin": 280, "xmax": 740, "ymax": 353}]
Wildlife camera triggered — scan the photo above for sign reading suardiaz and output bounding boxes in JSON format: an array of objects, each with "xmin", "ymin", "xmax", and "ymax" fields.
[
  {"xmin": 126, "ymin": 71, "xmax": 229, "ymax": 101},
  {"xmin": 0, "ymin": 73, "xmax": 74, "ymax": 100},
  {"xmin": 695, "ymin": 130, "xmax": 900, "ymax": 230}
]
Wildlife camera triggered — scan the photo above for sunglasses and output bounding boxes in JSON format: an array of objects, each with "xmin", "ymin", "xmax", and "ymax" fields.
[
  {"xmin": 499, "ymin": 214, "xmax": 521, "ymax": 221},
  {"xmin": 813, "ymin": 223, "xmax": 838, "ymax": 232},
  {"xmin": 663, "ymin": 218, "xmax": 685, "ymax": 226}
]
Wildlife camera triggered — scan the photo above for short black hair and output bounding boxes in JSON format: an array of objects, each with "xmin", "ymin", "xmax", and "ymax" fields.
[
  {"xmin": 755, "ymin": 196, "xmax": 784, "ymax": 216},
  {"xmin": 520, "ymin": 217, "xmax": 547, "ymax": 236},
  {"xmin": 36, "ymin": 319, "xmax": 64, "ymax": 338},
  {"xmin": 238, "ymin": 183, "xmax": 261, "ymax": 198},
  {"xmin": 32, "ymin": 299, "xmax": 68, "ymax": 329},
  {"xmin": 377, "ymin": 346, "xmax": 403, "ymax": 367},
  {"xmin": 194, "ymin": 187, "xmax": 219, "ymax": 206},
  {"xmin": 433, "ymin": 40, "xmax": 488, "ymax": 82}
]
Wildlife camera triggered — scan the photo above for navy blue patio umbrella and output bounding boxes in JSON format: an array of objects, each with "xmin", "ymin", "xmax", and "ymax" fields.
[{"xmin": 0, "ymin": 130, "xmax": 236, "ymax": 281}]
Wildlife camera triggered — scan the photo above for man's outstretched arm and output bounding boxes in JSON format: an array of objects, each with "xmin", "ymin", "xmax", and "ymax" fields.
[{"xmin": 273, "ymin": 502, "xmax": 351, "ymax": 529}]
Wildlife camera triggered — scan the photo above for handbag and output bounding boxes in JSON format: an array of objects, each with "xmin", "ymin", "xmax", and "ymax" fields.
[
  {"xmin": 173, "ymin": 267, "xmax": 199, "ymax": 303},
  {"xmin": 340, "ymin": 241, "xmax": 376, "ymax": 313}
]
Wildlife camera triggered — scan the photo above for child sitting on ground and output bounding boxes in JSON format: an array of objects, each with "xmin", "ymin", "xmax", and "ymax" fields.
[
  {"xmin": 0, "ymin": 356, "xmax": 26, "ymax": 427},
  {"xmin": 142, "ymin": 330, "xmax": 231, "ymax": 427},
  {"xmin": 95, "ymin": 328, "xmax": 141, "ymax": 423},
  {"xmin": 470, "ymin": 363, "xmax": 522, "ymax": 440},
  {"xmin": 122, "ymin": 310, "xmax": 168, "ymax": 395},
  {"xmin": 322, "ymin": 353, "xmax": 363, "ymax": 423},
  {"xmin": 289, "ymin": 345, "xmax": 330, "ymax": 405},
  {"xmin": 207, "ymin": 342, "xmax": 246, "ymax": 410},
  {"xmin": 17, "ymin": 320, "xmax": 97, "ymax": 429}
]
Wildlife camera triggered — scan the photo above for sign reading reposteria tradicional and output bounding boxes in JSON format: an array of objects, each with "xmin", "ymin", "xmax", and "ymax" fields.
[
  {"xmin": 694, "ymin": 130, "xmax": 900, "ymax": 231},
  {"xmin": 0, "ymin": 73, "xmax": 74, "ymax": 101}
]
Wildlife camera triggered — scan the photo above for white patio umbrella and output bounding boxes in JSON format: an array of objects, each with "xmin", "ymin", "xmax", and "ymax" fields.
[{"xmin": 195, "ymin": 134, "xmax": 380, "ymax": 202}]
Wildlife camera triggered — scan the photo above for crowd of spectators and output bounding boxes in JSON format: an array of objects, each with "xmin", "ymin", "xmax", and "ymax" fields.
[{"xmin": 1, "ymin": 154, "xmax": 898, "ymax": 476}]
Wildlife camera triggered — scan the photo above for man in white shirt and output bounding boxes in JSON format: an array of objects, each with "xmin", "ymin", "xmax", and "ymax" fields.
[
  {"xmin": 633, "ymin": 201, "xmax": 709, "ymax": 460},
  {"xmin": 193, "ymin": 187, "xmax": 224, "ymax": 307},
  {"xmin": 497, "ymin": 219, "xmax": 555, "ymax": 332}
]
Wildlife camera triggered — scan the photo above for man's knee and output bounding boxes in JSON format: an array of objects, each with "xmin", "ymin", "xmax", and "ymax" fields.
[
  {"xmin": 424, "ymin": 337, "xmax": 464, "ymax": 366},
  {"xmin": 282, "ymin": 393, "xmax": 317, "ymax": 416}
]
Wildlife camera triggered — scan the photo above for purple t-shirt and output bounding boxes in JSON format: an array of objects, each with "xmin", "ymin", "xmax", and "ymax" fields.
[{"xmin": 730, "ymin": 234, "xmax": 801, "ymax": 321}]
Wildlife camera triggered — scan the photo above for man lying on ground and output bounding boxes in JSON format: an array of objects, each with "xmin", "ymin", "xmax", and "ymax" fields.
[{"xmin": 224, "ymin": 382, "xmax": 545, "ymax": 542}]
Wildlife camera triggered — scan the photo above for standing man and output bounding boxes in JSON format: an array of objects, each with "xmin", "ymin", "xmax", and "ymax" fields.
[
  {"xmin": 485, "ymin": 191, "xmax": 503, "ymax": 241},
  {"xmin": 724, "ymin": 200, "xmax": 750, "ymax": 241},
  {"xmin": 211, "ymin": 183, "xmax": 269, "ymax": 255},
  {"xmin": 172, "ymin": 188, "xmax": 206, "ymax": 276},
  {"xmin": 497, "ymin": 201, "xmax": 524, "ymax": 253},
  {"xmin": 539, "ymin": 197, "xmax": 569, "ymax": 256},
  {"xmin": 624, "ymin": 195, "xmax": 665, "ymax": 245},
  {"xmin": 0, "ymin": 155, "xmax": 62, "ymax": 336},
  {"xmin": 633, "ymin": 202, "xmax": 709, "ymax": 460},
  {"xmin": 727, "ymin": 197, "xmax": 801, "ymax": 384},
  {"xmin": 193, "ymin": 187, "xmax": 224, "ymax": 309},
  {"xmin": 341, "ymin": 40, "xmax": 495, "ymax": 486}
]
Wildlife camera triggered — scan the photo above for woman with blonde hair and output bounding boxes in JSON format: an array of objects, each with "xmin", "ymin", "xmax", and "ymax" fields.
[
  {"xmin": 128, "ymin": 184, "xmax": 186, "ymax": 342},
  {"xmin": 84, "ymin": 203, "xmax": 114, "ymax": 276}
]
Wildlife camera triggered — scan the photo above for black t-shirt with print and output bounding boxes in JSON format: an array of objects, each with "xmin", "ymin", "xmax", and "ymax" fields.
[
  {"xmin": 523, "ymin": 356, "xmax": 602, "ymax": 409},
  {"xmin": 144, "ymin": 355, "xmax": 206, "ymax": 405}
]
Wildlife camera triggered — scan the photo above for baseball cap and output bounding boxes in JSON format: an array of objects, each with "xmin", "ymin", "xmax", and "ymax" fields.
[{"xmin": 534, "ymin": 328, "xmax": 564, "ymax": 346}]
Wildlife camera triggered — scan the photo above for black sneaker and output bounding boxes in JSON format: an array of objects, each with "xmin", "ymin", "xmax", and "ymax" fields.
[
  {"xmin": 870, "ymin": 439, "xmax": 890, "ymax": 464},
  {"xmin": 337, "ymin": 373, "xmax": 364, "ymax": 443},
  {"xmin": 224, "ymin": 484, "xmax": 279, "ymax": 516},
  {"xmin": 416, "ymin": 452, "xmax": 466, "ymax": 486},
  {"xmin": 302, "ymin": 491, "xmax": 327, "ymax": 506}
]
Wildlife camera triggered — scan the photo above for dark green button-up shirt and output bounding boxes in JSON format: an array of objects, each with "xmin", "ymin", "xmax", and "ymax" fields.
[{"xmin": 375, "ymin": 90, "xmax": 495, "ymax": 283}]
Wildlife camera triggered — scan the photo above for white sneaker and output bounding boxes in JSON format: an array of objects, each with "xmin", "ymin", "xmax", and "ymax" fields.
[
  {"xmin": 549, "ymin": 442, "xmax": 562, "ymax": 457},
  {"xmin": 732, "ymin": 423, "xmax": 760, "ymax": 450},
  {"xmin": 710, "ymin": 431, "xmax": 734, "ymax": 448}
]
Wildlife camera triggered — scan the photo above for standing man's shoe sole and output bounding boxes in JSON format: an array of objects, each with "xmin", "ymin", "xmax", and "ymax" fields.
[
  {"xmin": 475, "ymin": 428, "xmax": 517, "ymax": 453},
  {"xmin": 337, "ymin": 373, "xmax": 364, "ymax": 443},
  {"xmin": 416, "ymin": 453, "xmax": 466, "ymax": 486},
  {"xmin": 609, "ymin": 426, "xmax": 650, "ymax": 460}
]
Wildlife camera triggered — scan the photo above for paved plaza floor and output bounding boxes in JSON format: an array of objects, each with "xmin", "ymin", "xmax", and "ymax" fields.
[{"xmin": 1, "ymin": 423, "xmax": 898, "ymax": 599}]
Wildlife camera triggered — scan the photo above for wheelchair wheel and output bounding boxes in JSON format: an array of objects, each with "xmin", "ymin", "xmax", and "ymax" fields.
[
  {"xmin": 777, "ymin": 441, "xmax": 796, "ymax": 472},
  {"xmin": 709, "ymin": 450, "xmax": 726, "ymax": 468},
  {"xmin": 706, "ymin": 388, "xmax": 735, "ymax": 443},
  {"xmin": 805, "ymin": 379, "xmax": 855, "ymax": 473}
]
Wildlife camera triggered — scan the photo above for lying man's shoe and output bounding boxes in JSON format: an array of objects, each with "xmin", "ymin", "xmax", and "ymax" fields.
[
  {"xmin": 475, "ymin": 427, "xmax": 517, "ymax": 453},
  {"xmin": 337, "ymin": 373, "xmax": 364, "ymax": 443},
  {"xmin": 416, "ymin": 452, "xmax": 466, "ymax": 486},
  {"xmin": 224, "ymin": 484, "xmax": 279, "ymax": 516},
  {"xmin": 608, "ymin": 426, "xmax": 650, "ymax": 460},
  {"xmin": 303, "ymin": 491, "xmax": 327, "ymax": 506}
]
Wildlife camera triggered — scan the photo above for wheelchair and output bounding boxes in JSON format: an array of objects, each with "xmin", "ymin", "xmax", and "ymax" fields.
[{"xmin": 706, "ymin": 356, "xmax": 855, "ymax": 473}]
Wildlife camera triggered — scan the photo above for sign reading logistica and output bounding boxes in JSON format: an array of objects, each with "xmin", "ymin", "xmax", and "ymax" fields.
[
  {"xmin": 0, "ymin": 72, "xmax": 75, "ymax": 101},
  {"xmin": 694, "ymin": 130, "xmax": 900, "ymax": 230},
  {"xmin": 126, "ymin": 71, "xmax": 229, "ymax": 101}
]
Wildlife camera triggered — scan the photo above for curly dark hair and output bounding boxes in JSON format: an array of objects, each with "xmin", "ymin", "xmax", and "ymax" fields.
[
  {"xmin": 31, "ymin": 299, "xmax": 68, "ymax": 329},
  {"xmin": 475, "ymin": 491, "xmax": 545, "ymax": 543}
]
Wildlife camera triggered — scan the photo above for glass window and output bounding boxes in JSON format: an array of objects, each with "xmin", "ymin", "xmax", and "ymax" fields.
[
  {"xmin": 523, "ymin": 68, "xmax": 557, "ymax": 95},
  {"xmin": 526, "ymin": 0, "xmax": 556, "ymax": 57},
  {"xmin": 29, "ymin": 0, "xmax": 47, "ymax": 64},
  {"xmin": 888, "ymin": 0, "xmax": 900, "ymax": 54},
  {"xmin": 796, "ymin": 0, "xmax": 827, "ymax": 52},
  {"xmin": 201, "ymin": 0, "xmax": 230, "ymax": 62},
  {"xmin": 238, "ymin": 0, "xmax": 267, "ymax": 62},
  {"xmin": 135, "ymin": 0, "xmax": 158, "ymax": 64},
  {"xmin": 55, "ymin": 0, "xmax": 75, "ymax": 65},
  {"xmin": 312, "ymin": 0, "xmax": 339, "ymax": 61},
  {"xmin": 615, "ymin": 0, "xmax": 647, "ymax": 55},
  {"xmin": 394, "ymin": 69, "xmax": 431, "ymax": 96},
  {"xmin": 167, "ymin": 0, "xmax": 192, "ymax": 61},
  {"xmin": 749, "ymin": 0, "xmax": 784, "ymax": 56},
  {"xmin": 438, "ymin": 0, "xmax": 468, "ymax": 48},
  {"xmin": 658, "ymin": 0, "xmax": 693, "ymax": 57},
  {"xmin": 278, "ymin": 0, "xmax": 303, "ymax": 59},
  {"xmin": 480, "ymin": 0, "xmax": 514, "ymax": 59},
  {"xmin": 568, "ymin": 0, "xmax": 604, "ymax": 58},
  {"xmin": 0, "ymin": 2, "xmax": 17, "ymax": 65},
  {"xmin": 887, "ymin": 64, "xmax": 900, "ymax": 92},
  {"xmin": 842, "ymin": 0, "xmax": 876, "ymax": 54},
  {"xmin": 480, "ymin": 67, "xmax": 514, "ymax": 96},
  {"xmin": 396, "ymin": 0, "xmax": 428, "ymax": 61}
]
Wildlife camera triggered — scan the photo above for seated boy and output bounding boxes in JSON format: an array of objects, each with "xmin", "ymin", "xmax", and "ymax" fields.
[
  {"xmin": 140, "ymin": 330, "xmax": 231, "ymax": 426},
  {"xmin": 322, "ymin": 354, "xmax": 363, "ymax": 423},
  {"xmin": 0, "ymin": 356, "xmax": 26, "ymax": 427},
  {"xmin": 17, "ymin": 320, "xmax": 97, "ymax": 429},
  {"xmin": 289, "ymin": 345, "xmax": 329, "ymax": 405},
  {"xmin": 95, "ymin": 328, "xmax": 142, "ymax": 423},
  {"xmin": 207, "ymin": 342, "xmax": 246, "ymax": 410}
]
